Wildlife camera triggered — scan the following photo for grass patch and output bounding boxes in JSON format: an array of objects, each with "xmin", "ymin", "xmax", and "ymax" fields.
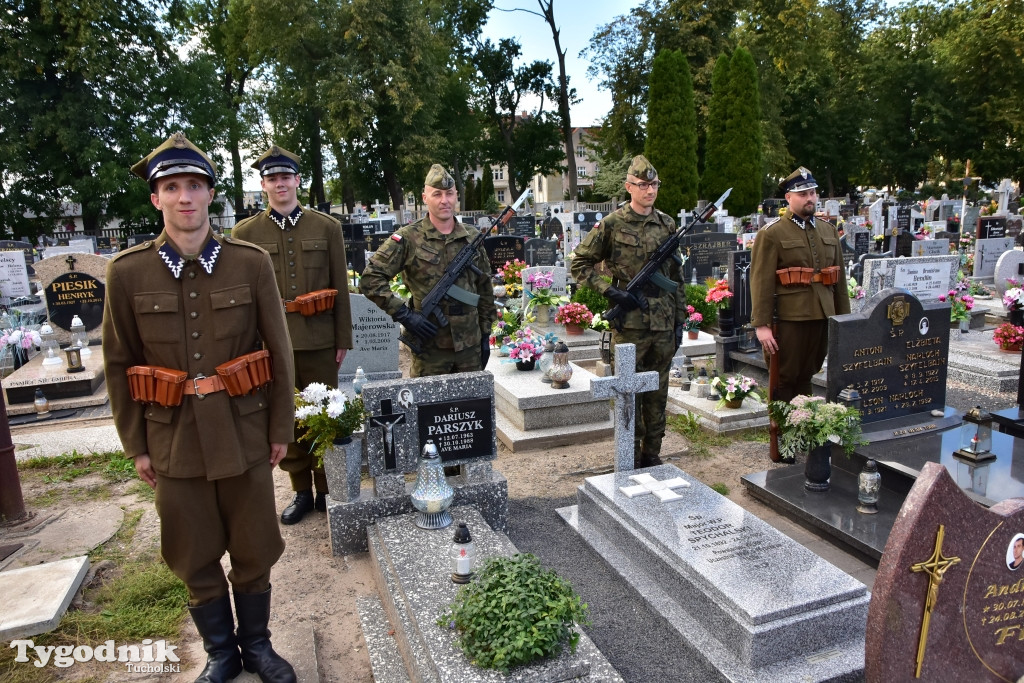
[
  {"xmin": 92, "ymin": 508, "xmax": 144, "ymax": 565},
  {"xmin": 667, "ymin": 413, "xmax": 731, "ymax": 459},
  {"xmin": 710, "ymin": 483, "xmax": 730, "ymax": 496},
  {"xmin": 19, "ymin": 450, "xmax": 137, "ymax": 484},
  {"xmin": 738, "ymin": 428, "xmax": 770, "ymax": 443}
]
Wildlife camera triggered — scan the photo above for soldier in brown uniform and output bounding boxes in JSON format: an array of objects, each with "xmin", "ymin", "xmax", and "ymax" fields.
[
  {"xmin": 750, "ymin": 167, "xmax": 849, "ymax": 402},
  {"xmin": 571, "ymin": 155, "xmax": 686, "ymax": 468},
  {"xmin": 233, "ymin": 145, "xmax": 353, "ymax": 525},
  {"xmin": 359, "ymin": 164, "xmax": 496, "ymax": 377},
  {"xmin": 103, "ymin": 133, "xmax": 297, "ymax": 682}
]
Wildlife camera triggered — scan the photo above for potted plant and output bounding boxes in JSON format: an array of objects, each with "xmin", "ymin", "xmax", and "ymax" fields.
[
  {"xmin": 768, "ymin": 395, "xmax": 866, "ymax": 491},
  {"xmin": 496, "ymin": 258, "xmax": 527, "ymax": 299},
  {"xmin": 681, "ymin": 305, "xmax": 703, "ymax": 339},
  {"xmin": 938, "ymin": 284, "xmax": 974, "ymax": 330},
  {"xmin": 437, "ymin": 553, "xmax": 589, "ymax": 672},
  {"xmin": 993, "ymin": 323, "xmax": 1024, "ymax": 352},
  {"xmin": 490, "ymin": 306, "xmax": 522, "ymax": 355},
  {"xmin": 704, "ymin": 278, "xmax": 733, "ymax": 309},
  {"xmin": 505, "ymin": 326, "xmax": 544, "ymax": 370},
  {"xmin": 1004, "ymin": 287, "xmax": 1024, "ymax": 326},
  {"xmin": 554, "ymin": 302, "xmax": 593, "ymax": 335},
  {"xmin": 710, "ymin": 374, "xmax": 762, "ymax": 410},
  {"xmin": 524, "ymin": 270, "xmax": 569, "ymax": 323},
  {"xmin": 294, "ymin": 383, "xmax": 365, "ymax": 466}
]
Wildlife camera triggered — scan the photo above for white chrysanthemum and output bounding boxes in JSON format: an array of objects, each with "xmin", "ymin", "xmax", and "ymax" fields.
[
  {"xmin": 301, "ymin": 382, "xmax": 330, "ymax": 403},
  {"xmin": 326, "ymin": 399, "xmax": 347, "ymax": 419},
  {"xmin": 295, "ymin": 405, "xmax": 319, "ymax": 420}
]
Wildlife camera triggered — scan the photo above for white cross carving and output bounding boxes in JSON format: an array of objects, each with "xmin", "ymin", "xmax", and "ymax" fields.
[{"xmin": 619, "ymin": 473, "xmax": 691, "ymax": 502}]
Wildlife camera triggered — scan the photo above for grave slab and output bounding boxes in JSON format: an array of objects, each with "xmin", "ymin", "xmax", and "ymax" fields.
[
  {"xmin": 2, "ymin": 345, "xmax": 106, "ymax": 407},
  {"xmin": 666, "ymin": 388, "xmax": 769, "ymax": 435},
  {"xmin": 0, "ymin": 556, "xmax": 89, "ymax": 639},
  {"xmin": 366, "ymin": 506, "xmax": 623, "ymax": 683},
  {"xmin": 675, "ymin": 330, "xmax": 716, "ymax": 358},
  {"xmin": 558, "ymin": 465, "xmax": 868, "ymax": 682}
]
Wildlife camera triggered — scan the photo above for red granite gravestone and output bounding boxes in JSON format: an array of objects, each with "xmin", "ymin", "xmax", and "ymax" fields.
[{"xmin": 866, "ymin": 463, "xmax": 1024, "ymax": 682}]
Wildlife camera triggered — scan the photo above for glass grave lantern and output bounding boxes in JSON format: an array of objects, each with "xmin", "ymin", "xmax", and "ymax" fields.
[
  {"xmin": 70, "ymin": 314, "xmax": 91, "ymax": 357},
  {"xmin": 39, "ymin": 322, "xmax": 62, "ymax": 368},
  {"xmin": 953, "ymin": 406, "xmax": 995, "ymax": 462}
]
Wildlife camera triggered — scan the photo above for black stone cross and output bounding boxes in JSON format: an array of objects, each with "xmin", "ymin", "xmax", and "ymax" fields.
[
  {"xmin": 65, "ymin": 254, "xmax": 77, "ymax": 271},
  {"xmin": 370, "ymin": 398, "xmax": 406, "ymax": 470}
]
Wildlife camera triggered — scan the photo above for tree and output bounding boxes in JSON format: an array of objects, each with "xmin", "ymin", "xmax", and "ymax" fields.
[
  {"xmin": 700, "ymin": 54, "xmax": 731, "ymax": 201},
  {"xmin": 644, "ymin": 49, "xmax": 698, "ymax": 218},
  {"xmin": 722, "ymin": 46, "xmax": 763, "ymax": 214},
  {"xmin": 480, "ymin": 168, "xmax": 495, "ymax": 210}
]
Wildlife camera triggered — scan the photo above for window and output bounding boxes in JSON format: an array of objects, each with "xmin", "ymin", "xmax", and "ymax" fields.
[
  {"xmin": 493, "ymin": 168, "xmax": 504, "ymax": 181},
  {"xmin": 577, "ymin": 167, "xmax": 588, "ymax": 178},
  {"xmin": 576, "ymin": 145, "xmax": 586, "ymax": 158},
  {"xmin": 497, "ymin": 190, "xmax": 506, "ymax": 203}
]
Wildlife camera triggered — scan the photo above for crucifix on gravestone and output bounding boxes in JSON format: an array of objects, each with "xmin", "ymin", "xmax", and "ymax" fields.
[
  {"xmin": 65, "ymin": 254, "xmax": 77, "ymax": 271},
  {"xmin": 370, "ymin": 399, "xmax": 406, "ymax": 470},
  {"xmin": 590, "ymin": 343, "xmax": 660, "ymax": 472}
]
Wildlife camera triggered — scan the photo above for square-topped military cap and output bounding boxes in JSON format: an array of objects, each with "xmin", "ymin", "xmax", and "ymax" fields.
[
  {"xmin": 627, "ymin": 155, "xmax": 658, "ymax": 181},
  {"xmin": 252, "ymin": 145, "xmax": 300, "ymax": 176},
  {"xmin": 131, "ymin": 132, "xmax": 217, "ymax": 184},
  {"xmin": 424, "ymin": 163, "xmax": 455, "ymax": 190},
  {"xmin": 781, "ymin": 166, "xmax": 818, "ymax": 193}
]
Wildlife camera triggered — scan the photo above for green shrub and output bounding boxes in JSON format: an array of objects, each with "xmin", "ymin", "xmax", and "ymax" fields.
[
  {"xmin": 570, "ymin": 285, "xmax": 608, "ymax": 317},
  {"xmin": 685, "ymin": 284, "xmax": 718, "ymax": 328},
  {"xmin": 438, "ymin": 554, "xmax": 589, "ymax": 672}
]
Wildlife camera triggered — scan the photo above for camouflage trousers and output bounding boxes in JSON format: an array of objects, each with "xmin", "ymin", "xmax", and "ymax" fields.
[
  {"xmin": 612, "ymin": 328, "xmax": 674, "ymax": 460},
  {"xmin": 281, "ymin": 347, "xmax": 337, "ymax": 492},
  {"xmin": 411, "ymin": 341, "xmax": 482, "ymax": 378}
]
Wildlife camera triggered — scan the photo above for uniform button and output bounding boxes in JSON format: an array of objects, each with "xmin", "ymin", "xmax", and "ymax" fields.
[
  {"xmin": 189, "ymin": 272, "xmax": 196, "ymax": 279},
  {"xmin": 191, "ymin": 312, "xmax": 199, "ymax": 319},
  {"xmin": 229, "ymin": 299, "xmax": 235, "ymax": 304},
  {"xmin": 258, "ymin": 402, "xmax": 264, "ymax": 408},
  {"xmin": 192, "ymin": 331, "xmax": 200, "ymax": 339},
  {"xmin": 196, "ymin": 393, "xmax": 206, "ymax": 400},
  {"xmin": 288, "ymin": 250, "xmax": 294, "ymax": 255},
  {"xmin": 288, "ymin": 237, "xmax": 294, "ymax": 243},
  {"xmin": 291, "ymin": 285, "xmax": 297, "ymax": 291},
  {"xmin": 153, "ymin": 305, "xmax": 159, "ymax": 311},
  {"xmin": 289, "ymin": 261, "xmax": 294, "ymax": 266},
  {"xmin": 290, "ymin": 273, "xmax": 296, "ymax": 278},
  {"xmin": 193, "ymin": 352, "xmax": 202, "ymax": 360},
  {"xmin": 189, "ymin": 292, "xmax": 198, "ymax": 299}
]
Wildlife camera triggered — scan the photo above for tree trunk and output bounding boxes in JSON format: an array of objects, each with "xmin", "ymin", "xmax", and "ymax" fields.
[
  {"xmin": 308, "ymin": 112, "xmax": 326, "ymax": 208},
  {"xmin": 539, "ymin": 0, "xmax": 577, "ymax": 199}
]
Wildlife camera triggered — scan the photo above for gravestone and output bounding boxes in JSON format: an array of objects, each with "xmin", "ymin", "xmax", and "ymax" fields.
[
  {"xmin": 993, "ymin": 250, "xmax": 1024, "ymax": 295},
  {"xmin": 558, "ymin": 465, "xmax": 868, "ymax": 681},
  {"xmin": 854, "ymin": 231, "xmax": 870, "ymax": 260},
  {"xmin": 126, "ymin": 233, "xmax": 157, "ymax": 248},
  {"xmin": 680, "ymin": 233, "xmax": 738, "ymax": 282},
  {"xmin": 977, "ymin": 215, "xmax": 1007, "ymax": 240},
  {"xmin": 687, "ymin": 222, "xmax": 718, "ymax": 236},
  {"xmin": 326, "ymin": 371, "xmax": 508, "ymax": 554},
  {"xmin": 973, "ymin": 237, "xmax": 1014, "ymax": 278},
  {"xmin": 761, "ymin": 198, "xmax": 786, "ymax": 216},
  {"xmin": 337, "ymin": 294, "xmax": 400, "ymax": 384},
  {"xmin": 590, "ymin": 344, "xmax": 660, "ymax": 472},
  {"xmin": 483, "ymin": 235, "xmax": 524, "ymax": 274},
  {"xmin": 729, "ymin": 250, "xmax": 752, "ymax": 327},
  {"xmin": 828, "ymin": 288, "xmax": 951, "ymax": 424},
  {"xmin": 0, "ymin": 250, "xmax": 32, "ymax": 299},
  {"xmin": 341, "ymin": 222, "xmax": 367, "ymax": 275},
  {"xmin": 896, "ymin": 205, "xmax": 912, "ymax": 234},
  {"xmin": 34, "ymin": 253, "xmax": 107, "ymax": 345},
  {"xmin": 507, "ymin": 215, "xmax": 535, "ymax": 237},
  {"xmin": 365, "ymin": 232, "xmax": 391, "ymax": 254},
  {"xmin": 523, "ymin": 237, "xmax": 557, "ymax": 267},
  {"xmin": 963, "ymin": 206, "xmax": 982, "ymax": 235},
  {"xmin": 0, "ymin": 240, "xmax": 36, "ymax": 265},
  {"xmin": 909, "ymin": 239, "xmax": 950, "ymax": 257},
  {"xmin": 865, "ymin": 463, "xmax": 1024, "ymax": 682},
  {"xmin": 862, "ymin": 254, "xmax": 959, "ymax": 303},
  {"xmin": 520, "ymin": 265, "xmax": 567, "ymax": 312}
]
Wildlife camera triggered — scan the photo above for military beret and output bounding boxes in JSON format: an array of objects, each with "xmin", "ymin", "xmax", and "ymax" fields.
[
  {"xmin": 424, "ymin": 163, "xmax": 455, "ymax": 190},
  {"xmin": 627, "ymin": 155, "xmax": 658, "ymax": 181},
  {"xmin": 252, "ymin": 145, "xmax": 300, "ymax": 176},
  {"xmin": 131, "ymin": 132, "xmax": 216, "ymax": 184},
  {"xmin": 781, "ymin": 166, "xmax": 818, "ymax": 194}
]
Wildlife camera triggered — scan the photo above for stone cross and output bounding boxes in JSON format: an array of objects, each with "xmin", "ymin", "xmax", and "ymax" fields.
[
  {"xmin": 590, "ymin": 343, "xmax": 660, "ymax": 472},
  {"xmin": 619, "ymin": 472, "xmax": 691, "ymax": 501},
  {"xmin": 370, "ymin": 399, "xmax": 406, "ymax": 470}
]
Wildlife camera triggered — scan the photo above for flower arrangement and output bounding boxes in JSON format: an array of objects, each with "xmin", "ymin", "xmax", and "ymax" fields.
[
  {"xmin": 555, "ymin": 302, "xmax": 593, "ymax": 327},
  {"xmin": 767, "ymin": 395, "xmax": 866, "ymax": 461},
  {"xmin": 873, "ymin": 234, "xmax": 884, "ymax": 243},
  {"xmin": 847, "ymin": 277, "xmax": 865, "ymax": 300},
  {"xmin": 295, "ymin": 384, "xmax": 365, "ymax": 465},
  {"xmin": 710, "ymin": 374, "xmax": 762, "ymax": 409},
  {"xmin": 864, "ymin": 220, "xmax": 874, "ymax": 230},
  {"xmin": 505, "ymin": 326, "xmax": 544, "ymax": 362},
  {"xmin": 704, "ymin": 278, "xmax": 733, "ymax": 309},
  {"xmin": 939, "ymin": 282, "xmax": 974, "ymax": 322},
  {"xmin": 389, "ymin": 273, "xmax": 410, "ymax": 300},
  {"xmin": 681, "ymin": 305, "xmax": 703, "ymax": 332},
  {"xmin": 1004, "ymin": 288, "xmax": 1024, "ymax": 312},
  {"xmin": 981, "ymin": 200, "xmax": 998, "ymax": 216},
  {"xmin": 497, "ymin": 259, "xmax": 527, "ymax": 298},
  {"xmin": 0, "ymin": 311, "xmax": 42, "ymax": 368},
  {"xmin": 993, "ymin": 323, "xmax": 1024, "ymax": 351},
  {"xmin": 1006, "ymin": 277, "xmax": 1022, "ymax": 289},
  {"xmin": 490, "ymin": 305, "xmax": 522, "ymax": 347},
  {"xmin": 524, "ymin": 270, "xmax": 569, "ymax": 310}
]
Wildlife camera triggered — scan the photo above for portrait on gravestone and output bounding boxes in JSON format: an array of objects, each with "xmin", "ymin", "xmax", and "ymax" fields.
[
  {"xmin": 1006, "ymin": 533, "xmax": 1023, "ymax": 570},
  {"xmin": 484, "ymin": 235, "xmax": 524, "ymax": 274}
]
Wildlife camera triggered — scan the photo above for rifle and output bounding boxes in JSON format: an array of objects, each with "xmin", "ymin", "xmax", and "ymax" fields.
[
  {"xmin": 768, "ymin": 299, "xmax": 781, "ymax": 462},
  {"xmin": 399, "ymin": 189, "xmax": 533, "ymax": 355},
  {"xmin": 603, "ymin": 188, "xmax": 732, "ymax": 330}
]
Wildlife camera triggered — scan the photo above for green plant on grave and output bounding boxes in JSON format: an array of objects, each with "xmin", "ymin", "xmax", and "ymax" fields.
[
  {"xmin": 570, "ymin": 285, "xmax": 609, "ymax": 320},
  {"xmin": 437, "ymin": 553, "xmax": 589, "ymax": 672},
  {"xmin": 685, "ymin": 283, "xmax": 718, "ymax": 329}
]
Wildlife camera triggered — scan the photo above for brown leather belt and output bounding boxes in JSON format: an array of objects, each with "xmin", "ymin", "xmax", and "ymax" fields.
[
  {"xmin": 183, "ymin": 374, "xmax": 227, "ymax": 397},
  {"xmin": 126, "ymin": 350, "xmax": 272, "ymax": 405}
]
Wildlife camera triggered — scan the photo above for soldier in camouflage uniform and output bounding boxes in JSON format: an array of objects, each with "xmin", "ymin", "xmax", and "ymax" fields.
[
  {"xmin": 571, "ymin": 155, "xmax": 686, "ymax": 468},
  {"xmin": 360, "ymin": 164, "xmax": 496, "ymax": 377}
]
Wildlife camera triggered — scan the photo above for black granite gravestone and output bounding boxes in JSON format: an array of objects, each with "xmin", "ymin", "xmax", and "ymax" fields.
[
  {"xmin": 680, "ymin": 233, "xmax": 738, "ymax": 282},
  {"xmin": 977, "ymin": 215, "xmax": 1007, "ymax": 240},
  {"xmin": 854, "ymin": 232, "xmax": 869, "ymax": 260},
  {"xmin": 508, "ymin": 216, "xmax": 535, "ymax": 236},
  {"xmin": 484, "ymin": 235, "xmax": 524, "ymax": 273},
  {"xmin": 524, "ymin": 238, "xmax": 557, "ymax": 267},
  {"xmin": 126, "ymin": 233, "xmax": 157, "ymax": 247},
  {"xmin": 44, "ymin": 271, "xmax": 105, "ymax": 332},
  {"xmin": 417, "ymin": 397, "xmax": 493, "ymax": 463},
  {"xmin": 728, "ymin": 250, "xmax": 752, "ymax": 327}
]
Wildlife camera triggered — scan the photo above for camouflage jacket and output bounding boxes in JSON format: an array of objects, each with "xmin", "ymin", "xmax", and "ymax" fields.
[
  {"xmin": 359, "ymin": 217, "xmax": 496, "ymax": 352},
  {"xmin": 571, "ymin": 205, "xmax": 685, "ymax": 331}
]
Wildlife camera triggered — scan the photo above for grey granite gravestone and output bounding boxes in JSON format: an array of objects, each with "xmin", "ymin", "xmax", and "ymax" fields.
[
  {"xmin": 590, "ymin": 344, "xmax": 660, "ymax": 472},
  {"xmin": 337, "ymin": 294, "xmax": 400, "ymax": 384},
  {"xmin": 326, "ymin": 371, "xmax": 508, "ymax": 554},
  {"xmin": 909, "ymin": 238, "xmax": 950, "ymax": 257},
  {"xmin": 962, "ymin": 206, "xmax": 982, "ymax": 235},
  {"xmin": 862, "ymin": 254, "xmax": 959, "ymax": 304},
  {"xmin": 974, "ymin": 237, "xmax": 1014, "ymax": 279},
  {"xmin": 520, "ymin": 265, "xmax": 567, "ymax": 314},
  {"xmin": 993, "ymin": 249, "xmax": 1024, "ymax": 295},
  {"xmin": 524, "ymin": 237, "xmax": 558, "ymax": 267},
  {"xmin": 557, "ymin": 465, "xmax": 868, "ymax": 682},
  {"xmin": 35, "ymin": 253, "xmax": 108, "ymax": 346}
]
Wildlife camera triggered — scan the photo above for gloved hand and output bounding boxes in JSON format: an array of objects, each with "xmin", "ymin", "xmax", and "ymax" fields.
[
  {"xmin": 675, "ymin": 323, "xmax": 684, "ymax": 349},
  {"xmin": 605, "ymin": 286, "xmax": 648, "ymax": 312},
  {"xmin": 480, "ymin": 336, "xmax": 491, "ymax": 369},
  {"xmin": 393, "ymin": 305, "xmax": 439, "ymax": 340}
]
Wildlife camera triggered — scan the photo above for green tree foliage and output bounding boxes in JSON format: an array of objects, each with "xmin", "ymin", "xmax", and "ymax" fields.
[
  {"xmin": 644, "ymin": 49, "xmax": 698, "ymax": 218},
  {"xmin": 480, "ymin": 167, "xmax": 495, "ymax": 210},
  {"xmin": 701, "ymin": 54, "xmax": 731, "ymax": 201},
  {"xmin": 722, "ymin": 47, "xmax": 763, "ymax": 214}
]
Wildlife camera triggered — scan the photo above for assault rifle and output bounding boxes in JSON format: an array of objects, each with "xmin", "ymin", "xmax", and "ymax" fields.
[
  {"xmin": 400, "ymin": 189, "xmax": 533, "ymax": 354},
  {"xmin": 603, "ymin": 188, "xmax": 732, "ymax": 329}
]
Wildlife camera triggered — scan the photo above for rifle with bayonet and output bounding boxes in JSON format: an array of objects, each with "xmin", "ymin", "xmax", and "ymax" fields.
[
  {"xmin": 399, "ymin": 189, "xmax": 533, "ymax": 355},
  {"xmin": 602, "ymin": 188, "xmax": 732, "ymax": 330}
]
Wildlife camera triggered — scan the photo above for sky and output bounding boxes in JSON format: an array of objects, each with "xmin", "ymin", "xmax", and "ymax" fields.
[{"xmin": 479, "ymin": 1, "xmax": 643, "ymax": 127}]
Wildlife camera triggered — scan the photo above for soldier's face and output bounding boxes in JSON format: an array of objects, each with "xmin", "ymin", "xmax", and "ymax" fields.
[
  {"xmin": 786, "ymin": 188, "xmax": 817, "ymax": 218},
  {"xmin": 625, "ymin": 174, "xmax": 658, "ymax": 212},
  {"xmin": 423, "ymin": 186, "xmax": 458, "ymax": 223},
  {"xmin": 260, "ymin": 172, "xmax": 301, "ymax": 212},
  {"xmin": 150, "ymin": 174, "xmax": 215, "ymax": 235}
]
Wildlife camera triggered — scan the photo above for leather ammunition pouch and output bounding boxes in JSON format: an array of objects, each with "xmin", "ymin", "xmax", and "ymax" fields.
[
  {"xmin": 776, "ymin": 265, "xmax": 840, "ymax": 287},
  {"xmin": 126, "ymin": 350, "xmax": 273, "ymax": 406},
  {"xmin": 284, "ymin": 288, "xmax": 337, "ymax": 316}
]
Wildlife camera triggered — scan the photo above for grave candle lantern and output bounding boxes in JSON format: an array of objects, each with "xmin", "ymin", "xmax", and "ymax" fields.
[
  {"xmin": 857, "ymin": 459, "xmax": 880, "ymax": 514},
  {"xmin": 410, "ymin": 439, "xmax": 454, "ymax": 529},
  {"xmin": 599, "ymin": 331, "xmax": 612, "ymax": 364},
  {"xmin": 837, "ymin": 385, "xmax": 863, "ymax": 428},
  {"xmin": 39, "ymin": 322, "xmax": 62, "ymax": 367},
  {"xmin": 449, "ymin": 522, "xmax": 475, "ymax": 584},
  {"xmin": 33, "ymin": 389, "xmax": 50, "ymax": 415},
  {"xmin": 64, "ymin": 346, "xmax": 85, "ymax": 373},
  {"xmin": 538, "ymin": 338, "xmax": 555, "ymax": 383},
  {"xmin": 954, "ymin": 406, "xmax": 994, "ymax": 462},
  {"xmin": 549, "ymin": 341, "xmax": 572, "ymax": 389},
  {"xmin": 70, "ymin": 314, "xmax": 91, "ymax": 357}
]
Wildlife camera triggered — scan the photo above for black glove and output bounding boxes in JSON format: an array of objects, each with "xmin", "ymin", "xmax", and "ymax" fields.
[
  {"xmin": 393, "ymin": 305, "xmax": 439, "ymax": 340},
  {"xmin": 675, "ymin": 323, "xmax": 684, "ymax": 349},
  {"xmin": 605, "ymin": 286, "xmax": 648, "ymax": 312},
  {"xmin": 480, "ymin": 335, "xmax": 491, "ymax": 369}
]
